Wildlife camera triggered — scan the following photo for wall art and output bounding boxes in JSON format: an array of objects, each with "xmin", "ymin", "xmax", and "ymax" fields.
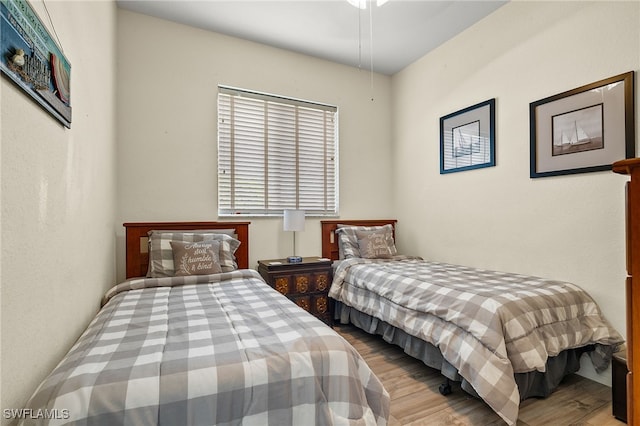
[
  {"xmin": 440, "ymin": 98, "xmax": 495, "ymax": 174},
  {"xmin": 1, "ymin": 0, "xmax": 71, "ymax": 127},
  {"xmin": 529, "ymin": 71, "xmax": 634, "ymax": 178}
]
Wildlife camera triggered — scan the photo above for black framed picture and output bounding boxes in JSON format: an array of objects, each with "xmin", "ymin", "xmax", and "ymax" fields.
[
  {"xmin": 529, "ymin": 71, "xmax": 635, "ymax": 178},
  {"xmin": 440, "ymin": 99, "xmax": 496, "ymax": 174}
]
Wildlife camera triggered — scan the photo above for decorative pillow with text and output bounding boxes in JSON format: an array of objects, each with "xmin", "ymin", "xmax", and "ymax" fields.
[
  {"xmin": 147, "ymin": 231, "xmax": 240, "ymax": 277},
  {"xmin": 336, "ymin": 224, "xmax": 397, "ymax": 259},
  {"xmin": 170, "ymin": 240, "xmax": 222, "ymax": 276},
  {"xmin": 358, "ymin": 233, "xmax": 394, "ymax": 259}
]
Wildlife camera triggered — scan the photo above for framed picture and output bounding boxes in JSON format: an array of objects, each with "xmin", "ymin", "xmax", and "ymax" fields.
[
  {"xmin": 440, "ymin": 99, "xmax": 495, "ymax": 174},
  {"xmin": 529, "ymin": 71, "xmax": 634, "ymax": 178},
  {"xmin": 1, "ymin": 0, "xmax": 72, "ymax": 128}
]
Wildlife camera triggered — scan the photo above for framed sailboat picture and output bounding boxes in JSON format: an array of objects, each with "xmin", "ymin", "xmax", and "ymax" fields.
[
  {"xmin": 440, "ymin": 98, "xmax": 496, "ymax": 174},
  {"xmin": 529, "ymin": 71, "xmax": 634, "ymax": 178}
]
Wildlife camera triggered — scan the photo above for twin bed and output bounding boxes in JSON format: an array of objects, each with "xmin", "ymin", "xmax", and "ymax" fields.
[
  {"xmin": 20, "ymin": 222, "xmax": 389, "ymax": 426},
  {"xmin": 21, "ymin": 219, "xmax": 623, "ymax": 426},
  {"xmin": 321, "ymin": 219, "xmax": 624, "ymax": 425}
]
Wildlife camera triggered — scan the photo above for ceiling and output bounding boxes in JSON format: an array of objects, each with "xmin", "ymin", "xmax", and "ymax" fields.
[{"xmin": 116, "ymin": 0, "xmax": 507, "ymax": 75}]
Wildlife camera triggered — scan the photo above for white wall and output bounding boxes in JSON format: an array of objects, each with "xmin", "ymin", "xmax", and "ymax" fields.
[
  {"xmin": 392, "ymin": 1, "xmax": 639, "ymax": 384},
  {"xmin": 116, "ymin": 9, "xmax": 393, "ymax": 279},
  {"xmin": 0, "ymin": 0, "xmax": 117, "ymax": 416}
]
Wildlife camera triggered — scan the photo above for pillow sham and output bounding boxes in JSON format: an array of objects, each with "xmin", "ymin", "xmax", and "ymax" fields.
[
  {"xmin": 358, "ymin": 233, "xmax": 394, "ymax": 259},
  {"xmin": 147, "ymin": 230, "xmax": 240, "ymax": 277},
  {"xmin": 335, "ymin": 224, "xmax": 396, "ymax": 259},
  {"xmin": 170, "ymin": 240, "xmax": 222, "ymax": 276}
]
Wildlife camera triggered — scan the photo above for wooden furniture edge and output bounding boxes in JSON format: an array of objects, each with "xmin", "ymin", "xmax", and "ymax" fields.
[
  {"xmin": 613, "ymin": 158, "xmax": 640, "ymax": 425},
  {"xmin": 124, "ymin": 221, "xmax": 250, "ymax": 278},
  {"xmin": 320, "ymin": 219, "xmax": 397, "ymax": 261},
  {"xmin": 613, "ymin": 158, "xmax": 640, "ymax": 175}
]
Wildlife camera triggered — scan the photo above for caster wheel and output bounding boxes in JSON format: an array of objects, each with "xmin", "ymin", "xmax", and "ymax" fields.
[{"xmin": 439, "ymin": 383, "xmax": 452, "ymax": 396}]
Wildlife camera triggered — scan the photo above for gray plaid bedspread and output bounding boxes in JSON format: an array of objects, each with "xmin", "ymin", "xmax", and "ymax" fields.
[
  {"xmin": 329, "ymin": 257, "xmax": 624, "ymax": 425},
  {"xmin": 21, "ymin": 270, "xmax": 389, "ymax": 425}
]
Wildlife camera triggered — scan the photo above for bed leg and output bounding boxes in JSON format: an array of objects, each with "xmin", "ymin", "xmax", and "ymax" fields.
[{"xmin": 439, "ymin": 378, "xmax": 453, "ymax": 396}]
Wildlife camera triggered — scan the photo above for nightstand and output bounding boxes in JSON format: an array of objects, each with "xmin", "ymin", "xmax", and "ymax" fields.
[{"xmin": 257, "ymin": 257, "xmax": 333, "ymax": 326}]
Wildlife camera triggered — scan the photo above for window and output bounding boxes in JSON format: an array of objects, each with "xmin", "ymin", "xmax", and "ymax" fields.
[{"xmin": 217, "ymin": 86, "xmax": 338, "ymax": 216}]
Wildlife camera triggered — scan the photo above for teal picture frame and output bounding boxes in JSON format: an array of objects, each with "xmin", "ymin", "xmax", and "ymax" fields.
[{"xmin": 440, "ymin": 98, "xmax": 496, "ymax": 174}]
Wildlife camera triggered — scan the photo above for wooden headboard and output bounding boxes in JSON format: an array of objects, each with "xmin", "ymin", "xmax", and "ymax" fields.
[
  {"xmin": 320, "ymin": 219, "xmax": 397, "ymax": 261},
  {"xmin": 123, "ymin": 221, "xmax": 250, "ymax": 279}
]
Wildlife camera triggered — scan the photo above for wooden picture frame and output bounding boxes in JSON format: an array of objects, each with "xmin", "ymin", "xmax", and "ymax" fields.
[
  {"xmin": 529, "ymin": 71, "xmax": 635, "ymax": 178},
  {"xmin": 440, "ymin": 99, "xmax": 496, "ymax": 174}
]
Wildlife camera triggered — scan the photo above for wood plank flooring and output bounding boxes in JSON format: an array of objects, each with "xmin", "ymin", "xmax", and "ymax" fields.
[{"xmin": 335, "ymin": 324, "xmax": 625, "ymax": 426}]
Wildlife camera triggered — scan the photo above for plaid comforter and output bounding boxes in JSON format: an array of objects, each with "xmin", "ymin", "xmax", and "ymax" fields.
[
  {"xmin": 329, "ymin": 257, "xmax": 624, "ymax": 425},
  {"xmin": 21, "ymin": 270, "xmax": 389, "ymax": 425}
]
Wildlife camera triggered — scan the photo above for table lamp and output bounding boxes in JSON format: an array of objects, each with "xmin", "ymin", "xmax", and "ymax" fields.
[{"xmin": 283, "ymin": 209, "xmax": 305, "ymax": 263}]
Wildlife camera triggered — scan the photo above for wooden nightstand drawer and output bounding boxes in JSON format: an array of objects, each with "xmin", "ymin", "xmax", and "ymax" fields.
[
  {"xmin": 257, "ymin": 257, "xmax": 333, "ymax": 326},
  {"xmin": 290, "ymin": 294, "xmax": 331, "ymax": 324},
  {"xmin": 293, "ymin": 272, "xmax": 330, "ymax": 293},
  {"xmin": 313, "ymin": 271, "xmax": 330, "ymax": 292},
  {"xmin": 273, "ymin": 276, "xmax": 291, "ymax": 295}
]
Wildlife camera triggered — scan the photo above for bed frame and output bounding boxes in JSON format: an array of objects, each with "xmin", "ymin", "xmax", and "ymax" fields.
[
  {"xmin": 320, "ymin": 219, "xmax": 397, "ymax": 260},
  {"xmin": 124, "ymin": 221, "xmax": 250, "ymax": 278},
  {"xmin": 322, "ymin": 218, "xmax": 597, "ymax": 403}
]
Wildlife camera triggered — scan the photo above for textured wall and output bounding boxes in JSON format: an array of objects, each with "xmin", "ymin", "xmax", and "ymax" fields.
[{"xmin": 1, "ymin": 0, "xmax": 117, "ymax": 416}]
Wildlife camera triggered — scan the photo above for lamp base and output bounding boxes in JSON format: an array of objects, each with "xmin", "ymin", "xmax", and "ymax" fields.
[{"xmin": 287, "ymin": 256, "xmax": 303, "ymax": 263}]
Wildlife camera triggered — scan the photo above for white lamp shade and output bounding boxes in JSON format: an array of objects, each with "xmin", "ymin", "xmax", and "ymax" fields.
[{"xmin": 283, "ymin": 209, "xmax": 305, "ymax": 232}]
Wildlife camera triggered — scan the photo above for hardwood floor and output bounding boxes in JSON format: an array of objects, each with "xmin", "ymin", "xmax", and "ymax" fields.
[{"xmin": 335, "ymin": 324, "xmax": 625, "ymax": 426}]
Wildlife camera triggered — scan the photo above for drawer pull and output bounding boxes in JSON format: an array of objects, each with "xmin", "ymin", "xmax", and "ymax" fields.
[
  {"xmin": 296, "ymin": 276, "xmax": 309, "ymax": 293},
  {"xmin": 316, "ymin": 274, "xmax": 328, "ymax": 291},
  {"xmin": 297, "ymin": 298, "xmax": 310, "ymax": 311},
  {"xmin": 275, "ymin": 277, "xmax": 289, "ymax": 294},
  {"xmin": 316, "ymin": 297, "xmax": 328, "ymax": 313}
]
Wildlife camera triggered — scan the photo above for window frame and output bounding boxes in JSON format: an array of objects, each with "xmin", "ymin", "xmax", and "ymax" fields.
[{"xmin": 217, "ymin": 85, "xmax": 339, "ymax": 217}]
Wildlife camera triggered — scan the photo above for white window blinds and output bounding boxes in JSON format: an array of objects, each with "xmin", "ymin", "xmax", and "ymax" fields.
[{"xmin": 218, "ymin": 86, "xmax": 338, "ymax": 216}]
